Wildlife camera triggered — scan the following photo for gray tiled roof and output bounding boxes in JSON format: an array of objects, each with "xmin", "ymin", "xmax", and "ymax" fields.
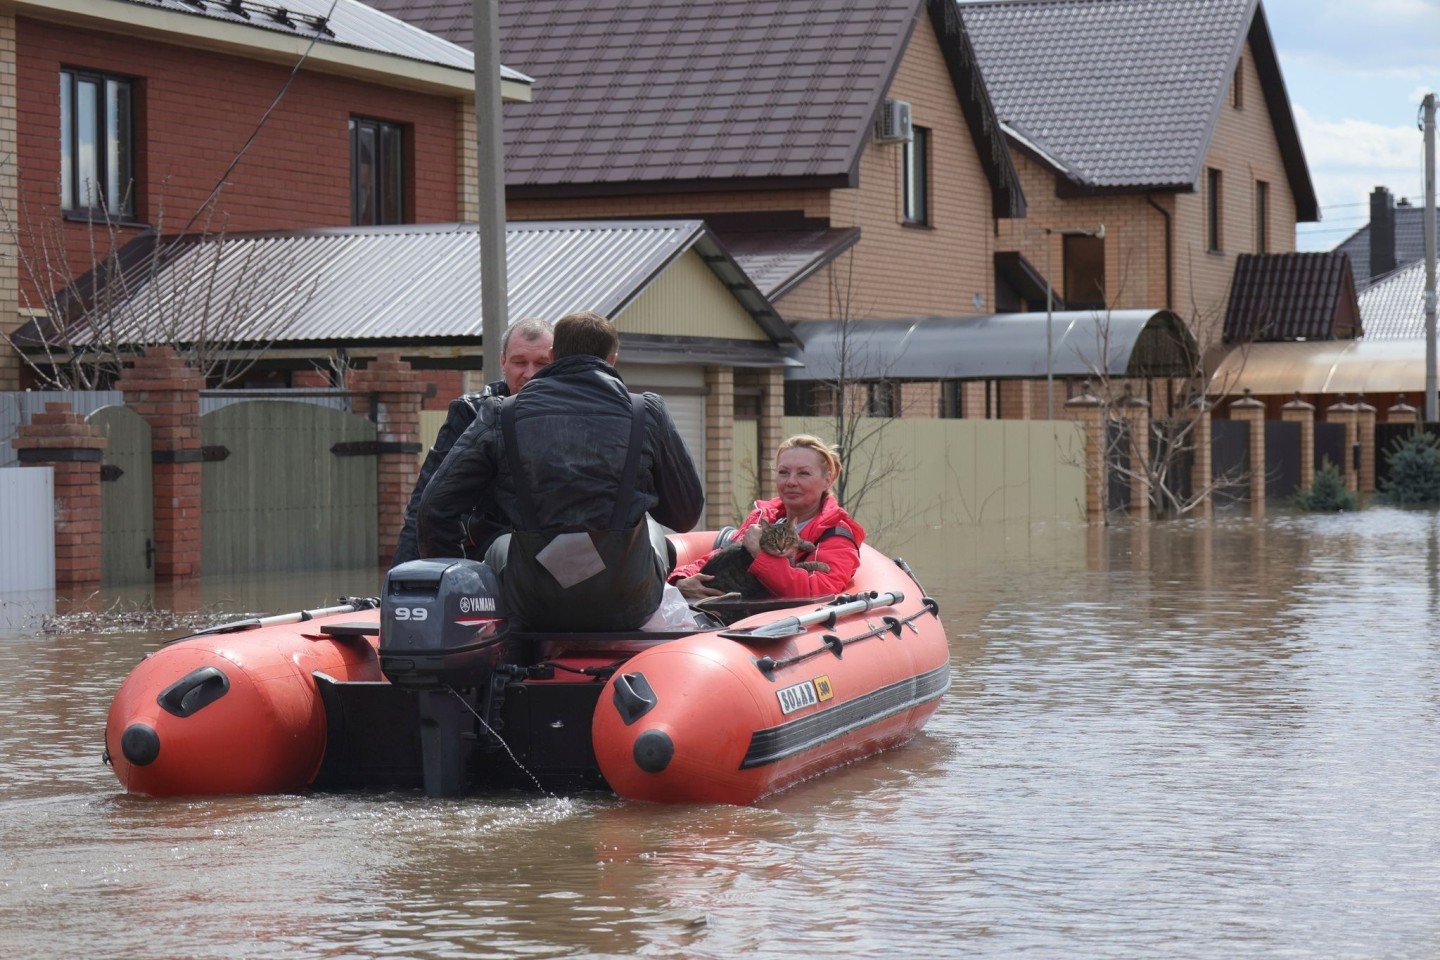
[
  {"xmin": 1335, "ymin": 204, "xmax": 1434, "ymax": 289},
  {"xmin": 961, "ymin": 0, "xmax": 1311, "ymax": 210},
  {"xmin": 125, "ymin": 0, "xmax": 529, "ymax": 80}
]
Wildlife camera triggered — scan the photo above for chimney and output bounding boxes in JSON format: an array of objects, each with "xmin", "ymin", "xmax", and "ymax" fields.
[{"xmin": 1370, "ymin": 185, "xmax": 1396, "ymax": 279}]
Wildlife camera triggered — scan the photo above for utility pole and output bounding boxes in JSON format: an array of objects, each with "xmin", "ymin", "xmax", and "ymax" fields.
[
  {"xmin": 1424, "ymin": 93, "xmax": 1436, "ymax": 422},
  {"xmin": 474, "ymin": 0, "xmax": 508, "ymax": 387}
]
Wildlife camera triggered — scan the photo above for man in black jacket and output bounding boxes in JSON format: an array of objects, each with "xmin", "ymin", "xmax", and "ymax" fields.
[
  {"xmin": 417, "ymin": 311, "xmax": 703, "ymax": 631},
  {"xmin": 391, "ymin": 317, "xmax": 552, "ymax": 565}
]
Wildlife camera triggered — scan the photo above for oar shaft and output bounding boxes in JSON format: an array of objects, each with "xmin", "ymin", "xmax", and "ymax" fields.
[{"xmin": 751, "ymin": 590, "xmax": 904, "ymax": 638}]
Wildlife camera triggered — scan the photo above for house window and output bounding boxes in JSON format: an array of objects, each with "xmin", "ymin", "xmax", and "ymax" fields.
[
  {"xmin": 1063, "ymin": 234, "xmax": 1106, "ymax": 310},
  {"xmin": 1207, "ymin": 167, "xmax": 1223, "ymax": 252},
  {"xmin": 1232, "ymin": 62, "xmax": 1243, "ymax": 109},
  {"xmin": 350, "ymin": 117, "xmax": 405, "ymax": 225},
  {"xmin": 60, "ymin": 68, "xmax": 134, "ymax": 218},
  {"xmin": 902, "ymin": 126, "xmax": 930, "ymax": 225},
  {"xmin": 1255, "ymin": 180, "xmax": 1269, "ymax": 253},
  {"xmin": 866, "ymin": 381, "xmax": 897, "ymax": 417}
]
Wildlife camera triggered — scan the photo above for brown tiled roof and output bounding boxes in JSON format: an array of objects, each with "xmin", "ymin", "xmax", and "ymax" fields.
[
  {"xmin": 716, "ymin": 227, "xmax": 861, "ymax": 301},
  {"xmin": 1224, "ymin": 253, "xmax": 1360, "ymax": 343},
  {"xmin": 364, "ymin": 0, "xmax": 1023, "ymax": 215}
]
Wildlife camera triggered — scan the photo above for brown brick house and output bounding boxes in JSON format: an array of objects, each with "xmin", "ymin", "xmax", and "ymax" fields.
[{"xmin": 1, "ymin": 0, "xmax": 531, "ymax": 389}]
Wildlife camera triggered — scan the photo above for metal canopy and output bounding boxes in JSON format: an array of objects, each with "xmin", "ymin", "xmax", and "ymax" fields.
[
  {"xmin": 785, "ymin": 310, "xmax": 1197, "ymax": 381},
  {"xmin": 1209, "ymin": 338, "xmax": 1432, "ymax": 395}
]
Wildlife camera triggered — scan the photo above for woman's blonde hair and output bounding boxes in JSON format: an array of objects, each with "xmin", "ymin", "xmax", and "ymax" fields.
[{"xmin": 776, "ymin": 434, "xmax": 843, "ymax": 480}]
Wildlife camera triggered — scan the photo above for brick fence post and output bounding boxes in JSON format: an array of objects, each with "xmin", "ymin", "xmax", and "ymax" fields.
[
  {"xmin": 1387, "ymin": 398, "xmax": 1418, "ymax": 425},
  {"xmin": 1325, "ymin": 398, "xmax": 1358, "ymax": 491},
  {"xmin": 11, "ymin": 402, "xmax": 106, "ymax": 585},
  {"xmin": 348, "ymin": 353, "xmax": 425, "ymax": 567},
  {"xmin": 1230, "ymin": 389, "xmax": 1266, "ymax": 508},
  {"xmin": 117, "ymin": 347, "xmax": 204, "ymax": 581},
  {"xmin": 1119, "ymin": 391, "xmax": 1150, "ymax": 520},
  {"xmin": 1065, "ymin": 385, "xmax": 1104, "ymax": 521},
  {"xmin": 1354, "ymin": 396, "xmax": 1376, "ymax": 495},
  {"xmin": 1281, "ymin": 393, "xmax": 1315, "ymax": 492}
]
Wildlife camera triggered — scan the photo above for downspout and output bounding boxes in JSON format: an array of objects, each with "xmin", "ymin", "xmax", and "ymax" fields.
[{"xmin": 1146, "ymin": 193, "xmax": 1173, "ymax": 310}]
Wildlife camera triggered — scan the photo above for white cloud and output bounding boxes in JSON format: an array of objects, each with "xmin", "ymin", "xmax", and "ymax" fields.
[{"xmin": 1294, "ymin": 104, "xmax": 1421, "ymax": 170}]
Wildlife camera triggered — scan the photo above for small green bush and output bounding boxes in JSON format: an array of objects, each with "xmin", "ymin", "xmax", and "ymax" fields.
[
  {"xmin": 1377, "ymin": 431, "xmax": 1440, "ymax": 506},
  {"xmin": 1292, "ymin": 459, "xmax": 1358, "ymax": 512}
]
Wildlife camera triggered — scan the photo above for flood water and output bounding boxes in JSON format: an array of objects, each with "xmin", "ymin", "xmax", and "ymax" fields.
[{"xmin": 3, "ymin": 511, "xmax": 1440, "ymax": 959}]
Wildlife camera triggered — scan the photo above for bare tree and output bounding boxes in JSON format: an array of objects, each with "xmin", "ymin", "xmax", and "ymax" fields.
[{"xmin": 2, "ymin": 184, "xmax": 317, "ymax": 389}]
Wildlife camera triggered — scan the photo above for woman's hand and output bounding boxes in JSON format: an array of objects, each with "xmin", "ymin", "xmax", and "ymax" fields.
[
  {"xmin": 674, "ymin": 573, "xmax": 725, "ymax": 599},
  {"xmin": 740, "ymin": 524, "xmax": 763, "ymax": 556}
]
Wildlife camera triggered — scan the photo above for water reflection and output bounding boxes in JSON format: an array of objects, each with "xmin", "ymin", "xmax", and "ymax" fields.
[{"xmin": 5, "ymin": 515, "xmax": 1440, "ymax": 958}]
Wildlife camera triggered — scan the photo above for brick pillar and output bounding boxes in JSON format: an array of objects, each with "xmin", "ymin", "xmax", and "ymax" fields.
[
  {"xmin": 1354, "ymin": 396, "xmax": 1377, "ymax": 495},
  {"xmin": 1188, "ymin": 399, "xmax": 1213, "ymax": 519},
  {"xmin": 1387, "ymin": 398, "xmax": 1418, "ymax": 425},
  {"xmin": 117, "ymin": 347, "xmax": 203, "ymax": 581},
  {"xmin": 1119, "ymin": 392, "xmax": 1150, "ymax": 520},
  {"xmin": 1065, "ymin": 386, "xmax": 1104, "ymax": 521},
  {"xmin": 348, "ymin": 353, "xmax": 425, "ymax": 567},
  {"xmin": 0, "ymin": 10, "xmax": 18, "ymax": 391},
  {"xmin": 1230, "ymin": 389, "xmax": 1266, "ymax": 508},
  {"xmin": 1281, "ymin": 393, "xmax": 1315, "ymax": 492},
  {"xmin": 704, "ymin": 366, "xmax": 734, "ymax": 529},
  {"xmin": 1325, "ymin": 398, "xmax": 1358, "ymax": 491},
  {"xmin": 1000, "ymin": 379, "xmax": 1033, "ymax": 420},
  {"xmin": 11, "ymin": 402, "xmax": 105, "ymax": 585},
  {"xmin": 758, "ymin": 367, "xmax": 785, "ymax": 479}
]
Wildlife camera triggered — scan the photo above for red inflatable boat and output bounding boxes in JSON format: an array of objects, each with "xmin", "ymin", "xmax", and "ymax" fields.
[{"xmin": 105, "ymin": 532, "xmax": 949, "ymax": 805}]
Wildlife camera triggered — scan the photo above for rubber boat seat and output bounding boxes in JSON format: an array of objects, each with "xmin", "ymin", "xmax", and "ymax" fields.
[{"xmin": 690, "ymin": 595, "xmax": 836, "ymax": 626}]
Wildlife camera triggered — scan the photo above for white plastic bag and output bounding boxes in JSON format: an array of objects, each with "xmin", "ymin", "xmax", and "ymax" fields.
[{"xmin": 641, "ymin": 583, "xmax": 699, "ymax": 630}]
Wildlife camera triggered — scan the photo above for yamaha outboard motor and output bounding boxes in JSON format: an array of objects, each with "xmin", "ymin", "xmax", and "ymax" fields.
[{"xmin": 379, "ymin": 558, "xmax": 520, "ymax": 797}]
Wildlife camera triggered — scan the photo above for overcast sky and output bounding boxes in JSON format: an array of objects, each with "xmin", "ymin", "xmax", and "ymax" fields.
[{"xmin": 1260, "ymin": 0, "xmax": 1437, "ymax": 250}]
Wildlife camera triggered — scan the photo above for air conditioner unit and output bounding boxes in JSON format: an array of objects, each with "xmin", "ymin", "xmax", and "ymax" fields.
[{"xmin": 874, "ymin": 99, "xmax": 913, "ymax": 143}]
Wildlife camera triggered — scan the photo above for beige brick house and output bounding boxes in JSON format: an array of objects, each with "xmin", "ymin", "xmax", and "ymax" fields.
[{"xmin": 964, "ymin": 0, "xmax": 1319, "ymax": 357}]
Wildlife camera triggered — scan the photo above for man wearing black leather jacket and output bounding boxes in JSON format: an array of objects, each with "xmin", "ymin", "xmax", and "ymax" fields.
[
  {"xmin": 416, "ymin": 312, "xmax": 703, "ymax": 631},
  {"xmin": 391, "ymin": 317, "xmax": 553, "ymax": 565}
]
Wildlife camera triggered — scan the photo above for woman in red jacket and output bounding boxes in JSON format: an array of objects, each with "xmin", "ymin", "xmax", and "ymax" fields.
[{"xmin": 671, "ymin": 434, "xmax": 865, "ymax": 599}]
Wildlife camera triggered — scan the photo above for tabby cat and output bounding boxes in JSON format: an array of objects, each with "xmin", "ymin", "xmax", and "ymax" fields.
[{"xmin": 697, "ymin": 519, "xmax": 831, "ymax": 600}]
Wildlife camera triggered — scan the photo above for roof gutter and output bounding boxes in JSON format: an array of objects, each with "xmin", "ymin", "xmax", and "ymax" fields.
[{"xmin": 1146, "ymin": 193, "xmax": 1173, "ymax": 310}]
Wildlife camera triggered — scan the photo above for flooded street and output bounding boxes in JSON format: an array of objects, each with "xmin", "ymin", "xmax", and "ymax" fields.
[{"xmin": 3, "ymin": 511, "xmax": 1440, "ymax": 959}]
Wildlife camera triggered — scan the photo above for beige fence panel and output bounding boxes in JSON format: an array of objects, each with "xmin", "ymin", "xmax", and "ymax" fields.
[{"xmin": 201, "ymin": 400, "xmax": 377, "ymax": 575}]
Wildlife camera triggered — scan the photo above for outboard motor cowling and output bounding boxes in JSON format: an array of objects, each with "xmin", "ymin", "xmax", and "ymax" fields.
[{"xmin": 380, "ymin": 558, "xmax": 514, "ymax": 690}]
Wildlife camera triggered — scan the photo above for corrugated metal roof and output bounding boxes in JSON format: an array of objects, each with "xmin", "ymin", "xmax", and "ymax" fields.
[
  {"xmin": 118, "ymin": 0, "xmax": 530, "ymax": 82},
  {"xmin": 1223, "ymin": 252, "xmax": 1359, "ymax": 342},
  {"xmin": 785, "ymin": 310, "xmax": 1196, "ymax": 380},
  {"xmin": 71, "ymin": 220, "xmax": 786, "ymax": 346}
]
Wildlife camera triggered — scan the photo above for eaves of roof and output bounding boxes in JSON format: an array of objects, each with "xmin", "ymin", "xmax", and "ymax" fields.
[
  {"xmin": 28, "ymin": 220, "xmax": 788, "ymax": 349},
  {"xmin": 23, "ymin": 0, "xmax": 532, "ymax": 100}
]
